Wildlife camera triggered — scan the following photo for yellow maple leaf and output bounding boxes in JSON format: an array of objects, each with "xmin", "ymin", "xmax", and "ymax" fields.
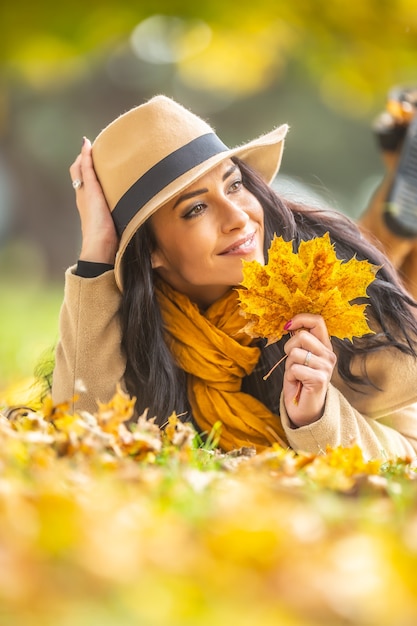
[
  {"xmin": 237, "ymin": 232, "xmax": 378, "ymax": 344},
  {"xmin": 96, "ymin": 384, "xmax": 136, "ymax": 434}
]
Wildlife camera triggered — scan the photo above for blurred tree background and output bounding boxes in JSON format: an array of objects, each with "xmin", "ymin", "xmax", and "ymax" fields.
[{"xmin": 0, "ymin": 0, "xmax": 416, "ymax": 391}]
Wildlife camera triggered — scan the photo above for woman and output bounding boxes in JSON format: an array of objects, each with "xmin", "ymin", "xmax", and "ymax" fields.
[{"xmin": 53, "ymin": 95, "xmax": 417, "ymax": 460}]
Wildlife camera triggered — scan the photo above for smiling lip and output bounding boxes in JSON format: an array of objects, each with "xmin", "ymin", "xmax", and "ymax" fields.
[{"xmin": 219, "ymin": 232, "xmax": 256, "ymax": 255}]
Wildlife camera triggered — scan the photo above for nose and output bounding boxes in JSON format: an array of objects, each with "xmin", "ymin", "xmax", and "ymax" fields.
[{"xmin": 219, "ymin": 197, "xmax": 249, "ymax": 232}]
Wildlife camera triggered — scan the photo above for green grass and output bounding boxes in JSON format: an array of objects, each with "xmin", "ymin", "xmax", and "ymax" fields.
[{"xmin": 0, "ymin": 278, "xmax": 63, "ymax": 389}]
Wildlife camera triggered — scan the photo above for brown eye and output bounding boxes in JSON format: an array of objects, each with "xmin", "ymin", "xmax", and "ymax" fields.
[
  {"xmin": 229, "ymin": 179, "xmax": 243, "ymax": 192},
  {"xmin": 183, "ymin": 203, "xmax": 206, "ymax": 219}
]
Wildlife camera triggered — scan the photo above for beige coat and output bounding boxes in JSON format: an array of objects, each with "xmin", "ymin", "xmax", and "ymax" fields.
[{"xmin": 52, "ymin": 266, "xmax": 417, "ymax": 460}]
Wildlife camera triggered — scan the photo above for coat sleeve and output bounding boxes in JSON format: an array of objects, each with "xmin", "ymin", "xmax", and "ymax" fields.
[
  {"xmin": 52, "ymin": 266, "xmax": 126, "ymax": 413},
  {"xmin": 280, "ymin": 383, "xmax": 417, "ymax": 461}
]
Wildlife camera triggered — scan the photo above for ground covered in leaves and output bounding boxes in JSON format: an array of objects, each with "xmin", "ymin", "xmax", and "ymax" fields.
[{"xmin": 2, "ymin": 389, "xmax": 417, "ymax": 626}]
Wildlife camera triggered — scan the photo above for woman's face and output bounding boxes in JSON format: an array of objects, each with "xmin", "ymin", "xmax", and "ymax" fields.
[{"xmin": 150, "ymin": 159, "xmax": 265, "ymax": 308}]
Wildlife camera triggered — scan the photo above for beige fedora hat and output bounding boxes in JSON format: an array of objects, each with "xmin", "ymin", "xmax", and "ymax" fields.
[{"xmin": 92, "ymin": 95, "xmax": 288, "ymax": 291}]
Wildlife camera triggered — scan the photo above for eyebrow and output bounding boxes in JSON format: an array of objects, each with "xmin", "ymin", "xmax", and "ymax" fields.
[{"xmin": 173, "ymin": 163, "xmax": 239, "ymax": 208}]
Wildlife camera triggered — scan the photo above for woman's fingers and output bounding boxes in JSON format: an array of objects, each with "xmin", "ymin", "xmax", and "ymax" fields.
[
  {"xmin": 79, "ymin": 137, "xmax": 103, "ymax": 187},
  {"xmin": 69, "ymin": 153, "xmax": 83, "ymax": 188},
  {"xmin": 284, "ymin": 313, "xmax": 333, "ymax": 349},
  {"xmin": 286, "ymin": 345, "xmax": 336, "ymax": 381},
  {"xmin": 282, "ymin": 313, "xmax": 337, "ymax": 426},
  {"xmin": 69, "ymin": 139, "xmax": 119, "ymax": 264}
]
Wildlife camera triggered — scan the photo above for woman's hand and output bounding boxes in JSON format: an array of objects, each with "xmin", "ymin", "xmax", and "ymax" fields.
[
  {"xmin": 69, "ymin": 138, "xmax": 119, "ymax": 264},
  {"xmin": 282, "ymin": 313, "xmax": 337, "ymax": 427}
]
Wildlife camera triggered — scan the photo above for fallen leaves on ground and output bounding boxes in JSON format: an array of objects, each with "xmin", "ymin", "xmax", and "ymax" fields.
[{"xmin": 1, "ymin": 387, "xmax": 417, "ymax": 626}]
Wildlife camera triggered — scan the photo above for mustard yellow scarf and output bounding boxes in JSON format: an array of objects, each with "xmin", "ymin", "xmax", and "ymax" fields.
[{"xmin": 155, "ymin": 280, "xmax": 287, "ymax": 452}]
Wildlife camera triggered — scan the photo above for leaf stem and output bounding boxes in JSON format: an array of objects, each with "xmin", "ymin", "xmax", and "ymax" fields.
[{"xmin": 263, "ymin": 354, "xmax": 287, "ymax": 381}]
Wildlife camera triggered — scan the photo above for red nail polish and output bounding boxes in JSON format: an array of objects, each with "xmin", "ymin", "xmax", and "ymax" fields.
[{"xmin": 284, "ymin": 320, "xmax": 292, "ymax": 331}]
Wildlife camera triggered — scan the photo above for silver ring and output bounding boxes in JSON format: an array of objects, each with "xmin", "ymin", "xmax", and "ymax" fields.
[
  {"xmin": 72, "ymin": 178, "xmax": 83, "ymax": 190},
  {"xmin": 303, "ymin": 350, "xmax": 312, "ymax": 367}
]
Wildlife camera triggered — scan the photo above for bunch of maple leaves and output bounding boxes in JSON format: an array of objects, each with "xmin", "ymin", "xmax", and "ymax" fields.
[{"xmin": 237, "ymin": 232, "xmax": 378, "ymax": 344}]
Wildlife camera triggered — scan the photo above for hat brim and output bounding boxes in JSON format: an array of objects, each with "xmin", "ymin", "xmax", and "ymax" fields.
[{"xmin": 114, "ymin": 123, "xmax": 289, "ymax": 291}]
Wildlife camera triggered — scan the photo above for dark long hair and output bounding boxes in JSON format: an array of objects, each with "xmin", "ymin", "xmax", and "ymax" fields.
[
  {"xmin": 120, "ymin": 221, "xmax": 190, "ymax": 426},
  {"xmin": 121, "ymin": 158, "xmax": 417, "ymax": 423}
]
